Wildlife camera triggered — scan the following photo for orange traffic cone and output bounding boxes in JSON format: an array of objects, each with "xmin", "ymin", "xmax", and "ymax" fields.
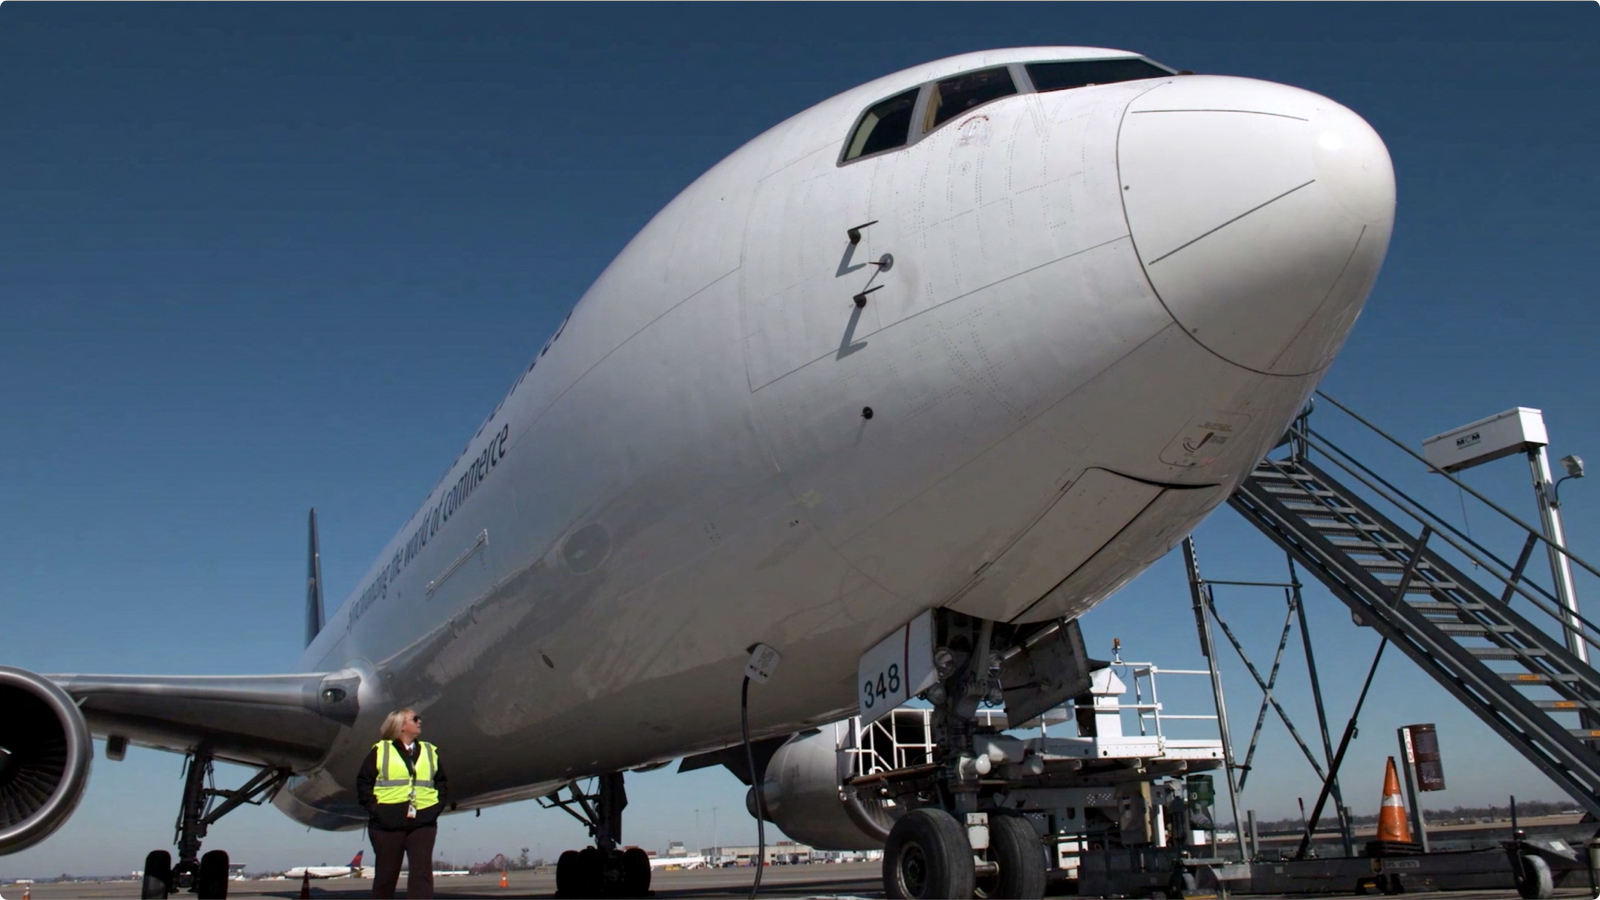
[
  {"xmin": 1377, "ymin": 756, "xmax": 1414, "ymax": 843},
  {"xmin": 299, "ymin": 869, "xmax": 311, "ymax": 899},
  {"xmin": 500, "ymin": 869, "xmax": 509, "ymax": 888},
  {"xmin": 22, "ymin": 883, "xmax": 31, "ymax": 900}
]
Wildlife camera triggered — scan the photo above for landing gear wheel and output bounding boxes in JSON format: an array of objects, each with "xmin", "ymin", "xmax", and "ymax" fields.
[
  {"xmin": 621, "ymin": 847, "xmax": 652, "ymax": 897},
  {"xmin": 576, "ymin": 846, "xmax": 606, "ymax": 897},
  {"xmin": 197, "ymin": 849, "xmax": 230, "ymax": 899},
  {"xmin": 140, "ymin": 850, "xmax": 172, "ymax": 899},
  {"xmin": 557, "ymin": 850, "xmax": 582, "ymax": 897},
  {"xmin": 1516, "ymin": 855, "xmax": 1553, "ymax": 900},
  {"xmin": 978, "ymin": 813, "xmax": 1045, "ymax": 900},
  {"xmin": 884, "ymin": 807, "xmax": 977, "ymax": 900}
]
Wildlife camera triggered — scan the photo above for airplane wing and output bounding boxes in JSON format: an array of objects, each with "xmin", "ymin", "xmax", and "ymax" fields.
[
  {"xmin": 1, "ymin": 520, "xmax": 368, "ymax": 855},
  {"xmin": 45, "ymin": 669, "xmax": 362, "ymax": 769}
]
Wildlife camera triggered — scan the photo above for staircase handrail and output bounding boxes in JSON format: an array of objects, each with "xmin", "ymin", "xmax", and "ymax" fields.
[
  {"xmin": 1286, "ymin": 426, "xmax": 1600, "ymax": 654},
  {"xmin": 1315, "ymin": 390, "xmax": 1600, "ymax": 582},
  {"xmin": 1292, "ymin": 428, "xmax": 1534, "ymax": 588}
]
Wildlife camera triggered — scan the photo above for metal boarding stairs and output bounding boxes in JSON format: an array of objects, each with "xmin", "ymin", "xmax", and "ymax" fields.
[{"xmin": 1228, "ymin": 393, "xmax": 1600, "ymax": 819}]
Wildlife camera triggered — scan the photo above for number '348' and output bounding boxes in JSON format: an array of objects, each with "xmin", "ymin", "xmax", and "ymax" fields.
[{"xmin": 861, "ymin": 663, "xmax": 901, "ymax": 709}]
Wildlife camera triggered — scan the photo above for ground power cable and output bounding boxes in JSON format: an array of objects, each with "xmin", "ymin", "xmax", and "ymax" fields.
[
  {"xmin": 740, "ymin": 643, "xmax": 781, "ymax": 900},
  {"xmin": 741, "ymin": 675, "xmax": 766, "ymax": 899}
]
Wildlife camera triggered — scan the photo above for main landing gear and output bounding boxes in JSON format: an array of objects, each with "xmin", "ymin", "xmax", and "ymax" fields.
[
  {"xmin": 140, "ymin": 749, "xmax": 288, "ymax": 900},
  {"xmin": 542, "ymin": 772, "xmax": 651, "ymax": 898},
  {"xmin": 875, "ymin": 612, "xmax": 1086, "ymax": 900}
]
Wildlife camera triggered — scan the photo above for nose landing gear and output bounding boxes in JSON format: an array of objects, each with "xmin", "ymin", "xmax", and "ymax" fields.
[
  {"xmin": 872, "ymin": 612, "xmax": 1087, "ymax": 899},
  {"xmin": 883, "ymin": 807, "xmax": 976, "ymax": 900}
]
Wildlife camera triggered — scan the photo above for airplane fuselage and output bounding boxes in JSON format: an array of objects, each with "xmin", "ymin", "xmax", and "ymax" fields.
[{"xmin": 277, "ymin": 47, "xmax": 1393, "ymax": 828}]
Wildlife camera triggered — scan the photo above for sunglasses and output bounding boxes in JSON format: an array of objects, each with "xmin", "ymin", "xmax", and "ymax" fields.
[{"xmin": 409, "ymin": 715, "xmax": 423, "ymax": 724}]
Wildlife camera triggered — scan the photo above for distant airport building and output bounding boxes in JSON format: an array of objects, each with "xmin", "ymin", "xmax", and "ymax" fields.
[
  {"xmin": 699, "ymin": 843, "xmax": 881, "ymax": 865},
  {"xmin": 706, "ymin": 841, "xmax": 813, "ymax": 865}
]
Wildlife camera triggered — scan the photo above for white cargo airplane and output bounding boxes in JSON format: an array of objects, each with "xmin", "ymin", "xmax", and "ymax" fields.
[
  {"xmin": 283, "ymin": 851, "xmax": 372, "ymax": 880},
  {"xmin": 0, "ymin": 46, "xmax": 1392, "ymax": 900},
  {"xmin": 648, "ymin": 854, "xmax": 707, "ymax": 870}
]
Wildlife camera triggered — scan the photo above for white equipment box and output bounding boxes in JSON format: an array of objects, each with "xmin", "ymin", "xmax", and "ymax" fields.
[{"xmin": 1422, "ymin": 407, "xmax": 1547, "ymax": 474}]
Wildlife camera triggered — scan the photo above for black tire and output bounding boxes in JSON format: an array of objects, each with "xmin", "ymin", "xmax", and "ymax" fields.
[
  {"xmin": 986, "ymin": 814, "xmax": 1045, "ymax": 900},
  {"xmin": 141, "ymin": 850, "xmax": 172, "ymax": 900},
  {"xmin": 883, "ymin": 807, "xmax": 976, "ymax": 900},
  {"xmin": 621, "ymin": 847, "xmax": 652, "ymax": 897},
  {"xmin": 1516, "ymin": 855, "xmax": 1553, "ymax": 900},
  {"xmin": 1169, "ymin": 871, "xmax": 1198, "ymax": 897},
  {"xmin": 576, "ymin": 846, "xmax": 605, "ymax": 898},
  {"xmin": 557, "ymin": 850, "xmax": 582, "ymax": 897},
  {"xmin": 197, "ymin": 849, "xmax": 229, "ymax": 899}
]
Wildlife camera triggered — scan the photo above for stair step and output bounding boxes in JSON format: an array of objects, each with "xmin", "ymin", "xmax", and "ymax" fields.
[
  {"xmin": 1537, "ymin": 700, "xmax": 1586, "ymax": 711},
  {"xmin": 1435, "ymin": 622, "xmax": 1518, "ymax": 636},
  {"xmin": 1570, "ymin": 729, "xmax": 1600, "ymax": 739},
  {"xmin": 1356, "ymin": 560, "xmax": 1446, "ymax": 573},
  {"xmin": 1377, "ymin": 574, "xmax": 1459, "ymax": 588},
  {"xmin": 1504, "ymin": 672, "xmax": 1582, "ymax": 684},
  {"xmin": 1342, "ymin": 545, "xmax": 1412, "ymax": 557},
  {"xmin": 1331, "ymin": 539, "xmax": 1409, "ymax": 552},
  {"xmin": 1357, "ymin": 558, "xmax": 1437, "ymax": 571},
  {"xmin": 1286, "ymin": 503, "xmax": 1361, "ymax": 515},
  {"xmin": 1310, "ymin": 521, "xmax": 1383, "ymax": 532},
  {"xmin": 1380, "ymin": 579, "xmax": 1459, "ymax": 594},
  {"xmin": 1408, "ymin": 601, "xmax": 1486, "ymax": 613},
  {"xmin": 1262, "ymin": 485, "xmax": 1340, "ymax": 498},
  {"xmin": 1251, "ymin": 468, "xmax": 1315, "ymax": 481},
  {"xmin": 1470, "ymin": 647, "xmax": 1549, "ymax": 659}
]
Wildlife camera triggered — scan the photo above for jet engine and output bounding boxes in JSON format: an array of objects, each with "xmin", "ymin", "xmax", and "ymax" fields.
[
  {"xmin": 0, "ymin": 667, "xmax": 93, "ymax": 855},
  {"xmin": 746, "ymin": 725, "xmax": 894, "ymax": 851}
]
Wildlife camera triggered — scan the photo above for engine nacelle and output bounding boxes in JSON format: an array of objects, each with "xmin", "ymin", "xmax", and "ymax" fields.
[
  {"xmin": 0, "ymin": 667, "xmax": 92, "ymax": 855},
  {"xmin": 745, "ymin": 725, "xmax": 892, "ymax": 851}
]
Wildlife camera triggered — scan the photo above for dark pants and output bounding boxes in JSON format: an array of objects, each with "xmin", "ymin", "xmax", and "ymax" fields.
[{"xmin": 369, "ymin": 824, "xmax": 436, "ymax": 898}]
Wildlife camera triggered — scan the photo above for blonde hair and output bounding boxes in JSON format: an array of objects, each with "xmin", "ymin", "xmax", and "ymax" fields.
[{"xmin": 379, "ymin": 708, "xmax": 415, "ymax": 742}]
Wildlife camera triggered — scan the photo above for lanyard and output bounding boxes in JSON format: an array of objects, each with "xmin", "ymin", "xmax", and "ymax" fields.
[{"xmin": 391, "ymin": 741, "xmax": 419, "ymax": 779}]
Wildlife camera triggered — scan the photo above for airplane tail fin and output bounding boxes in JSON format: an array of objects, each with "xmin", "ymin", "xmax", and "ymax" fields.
[
  {"xmin": 350, "ymin": 850, "xmax": 364, "ymax": 867},
  {"xmin": 305, "ymin": 508, "xmax": 325, "ymax": 647}
]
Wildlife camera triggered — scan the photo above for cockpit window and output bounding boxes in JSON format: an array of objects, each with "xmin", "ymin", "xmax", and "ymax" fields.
[
  {"xmin": 843, "ymin": 88, "xmax": 920, "ymax": 162},
  {"xmin": 924, "ymin": 67, "xmax": 1017, "ymax": 132},
  {"xmin": 1026, "ymin": 59, "xmax": 1169, "ymax": 93}
]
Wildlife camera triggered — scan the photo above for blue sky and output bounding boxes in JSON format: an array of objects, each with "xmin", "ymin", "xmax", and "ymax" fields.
[{"xmin": 2, "ymin": 2, "xmax": 1597, "ymax": 879}]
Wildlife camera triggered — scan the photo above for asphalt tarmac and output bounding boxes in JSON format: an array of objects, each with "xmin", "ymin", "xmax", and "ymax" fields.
[
  {"xmin": 3, "ymin": 862, "xmax": 1594, "ymax": 900},
  {"xmin": 1, "ymin": 862, "xmax": 881, "ymax": 899}
]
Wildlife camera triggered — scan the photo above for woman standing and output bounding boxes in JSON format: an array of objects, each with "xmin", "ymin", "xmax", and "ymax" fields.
[{"xmin": 357, "ymin": 708, "xmax": 448, "ymax": 899}]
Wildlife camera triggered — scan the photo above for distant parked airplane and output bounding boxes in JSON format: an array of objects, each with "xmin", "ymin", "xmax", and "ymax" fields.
[
  {"xmin": 650, "ymin": 855, "xmax": 708, "ymax": 870},
  {"xmin": 284, "ymin": 851, "xmax": 371, "ymax": 880}
]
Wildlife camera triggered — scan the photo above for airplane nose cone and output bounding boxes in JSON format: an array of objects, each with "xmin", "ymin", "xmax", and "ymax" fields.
[{"xmin": 1118, "ymin": 76, "xmax": 1395, "ymax": 376}]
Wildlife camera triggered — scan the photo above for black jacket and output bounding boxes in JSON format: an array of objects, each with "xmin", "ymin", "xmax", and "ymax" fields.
[{"xmin": 356, "ymin": 740, "xmax": 450, "ymax": 830}]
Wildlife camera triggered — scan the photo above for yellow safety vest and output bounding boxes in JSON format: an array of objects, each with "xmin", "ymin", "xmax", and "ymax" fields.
[{"xmin": 372, "ymin": 741, "xmax": 440, "ymax": 809}]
